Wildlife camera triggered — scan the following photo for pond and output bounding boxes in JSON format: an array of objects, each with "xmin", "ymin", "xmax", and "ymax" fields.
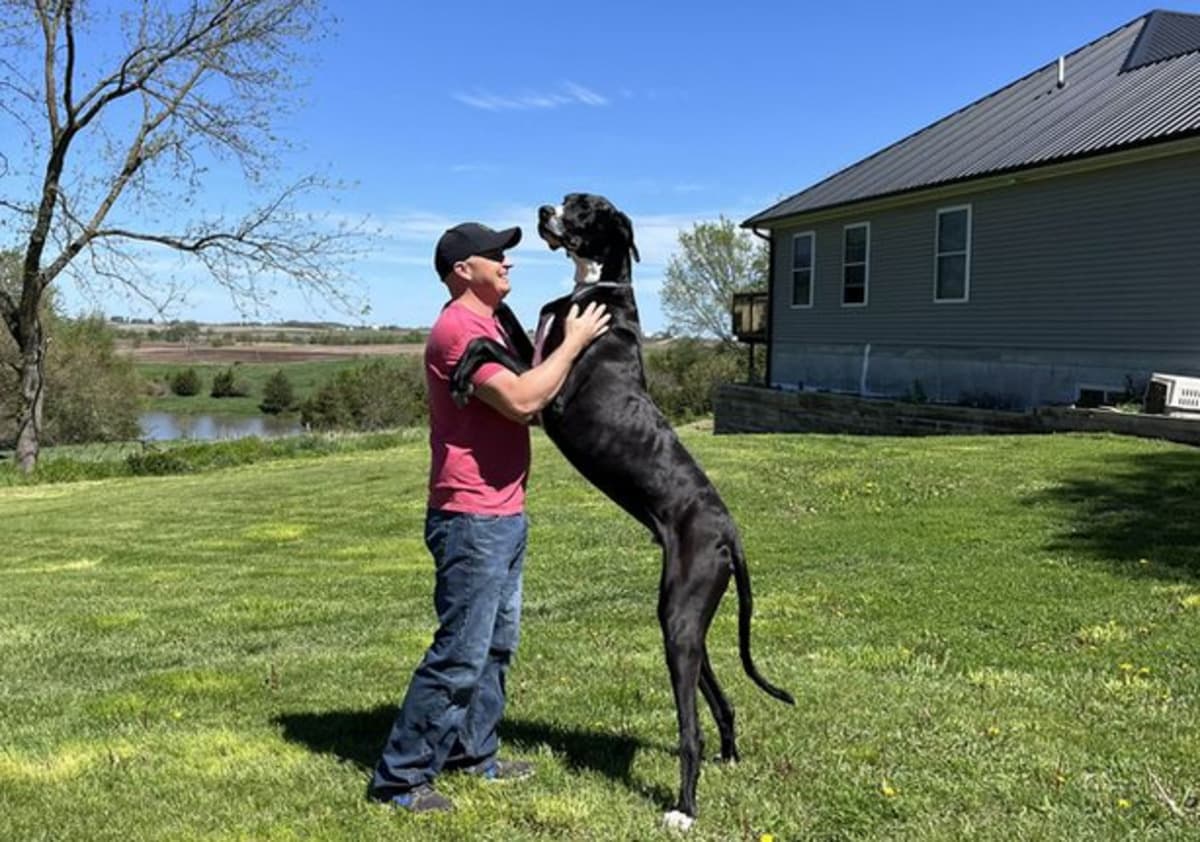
[{"xmin": 140, "ymin": 411, "xmax": 303, "ymax": 442}]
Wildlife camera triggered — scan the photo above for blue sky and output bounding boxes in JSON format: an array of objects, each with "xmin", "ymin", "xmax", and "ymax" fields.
[{"xmin": 50, "ymin": 0, "xmax": 1198, "ymax": 333}]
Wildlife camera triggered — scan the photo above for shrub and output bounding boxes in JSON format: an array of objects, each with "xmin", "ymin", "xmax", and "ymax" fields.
[
  {"xmin": 1, "ymin": 313, "xmax": 142, "ymax": 447},
  {"xmin": 170, "ymin": 368, "xmax": 202, "ymax": 396},
  {"xmin": 300, "ymin": 357, "xmax": 427, "ymax": 431},
  {"xmin": 125, "ymin": 450, "xmax": 195, "ymax": 476},
  {"xmin": 644, "ymin": 339, "xmax": 743, "ymax": 423},
  {"xmin": 210, "ymin": 366, "xmax": 249, "ymax": 398},
  {"xmin": 259, "ymin": 369, "xmax": 296, "ymax": 415}
]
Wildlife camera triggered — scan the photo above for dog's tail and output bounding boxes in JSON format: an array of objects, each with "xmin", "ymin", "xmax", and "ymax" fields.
[{"xmin": 729, "ymin": 540, "xmax": 795, "ymax": 705}]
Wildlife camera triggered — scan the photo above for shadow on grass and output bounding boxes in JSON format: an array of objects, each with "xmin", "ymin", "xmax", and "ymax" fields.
[
  {"xmin": 274, "ymin": 706, "xmax": 672, "ymax": 806},
  {"xmin": 1030, "ymin": 448, "xmax": 1200, "ymax": 580}
]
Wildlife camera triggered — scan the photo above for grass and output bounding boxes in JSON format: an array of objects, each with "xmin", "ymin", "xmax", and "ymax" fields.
[
  {"xmin": 2, "ymin": 427, "xmax": 1199, "ymax": 840},
  {"xmin": 139, "ymin": 360, "xmax": 366, "ymax": 416}
]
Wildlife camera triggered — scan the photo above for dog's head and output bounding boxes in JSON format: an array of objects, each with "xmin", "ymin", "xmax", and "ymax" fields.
[{"xmin": 538, "ymin": 193, "xmax": 640, "ymax": 286}]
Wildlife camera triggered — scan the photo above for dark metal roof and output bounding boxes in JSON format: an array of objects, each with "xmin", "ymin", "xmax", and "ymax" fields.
[{"xmin": 745, "ymin": 10, "xmax": 1200, "ymax": 227}]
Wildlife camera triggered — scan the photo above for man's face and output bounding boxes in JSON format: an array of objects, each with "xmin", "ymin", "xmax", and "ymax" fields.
[{"xmin": 460, "ymin": 249, "xmax": 512, "ymax": 304}]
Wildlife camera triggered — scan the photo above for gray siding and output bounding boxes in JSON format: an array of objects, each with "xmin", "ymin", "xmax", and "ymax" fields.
[{"xmin": 767, "ymin": 150, "xmax": 1200, "ymax": 405}]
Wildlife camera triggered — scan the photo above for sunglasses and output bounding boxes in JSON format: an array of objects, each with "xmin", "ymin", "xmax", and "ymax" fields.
[{"xmin": 472, "ymin": 249, "xmax": 506, "ymax": 263}]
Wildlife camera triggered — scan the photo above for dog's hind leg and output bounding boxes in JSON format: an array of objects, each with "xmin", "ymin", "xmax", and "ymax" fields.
[
  {"xmin": 699, "ymin": 652, "xmax": 738, "ymax": 763},
  {"xmin": 660, "ymin": 586, "xmax": 705, "ymax": 829}
]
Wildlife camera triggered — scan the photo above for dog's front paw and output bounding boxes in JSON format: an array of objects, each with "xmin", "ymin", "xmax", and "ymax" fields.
[
  {"xmin": 662, "ymin": 810, "xmax": 695, "ymax": 832},
  {"xmin": 450, "ymin": 383, "xmax": 474, "ymax": 408}
]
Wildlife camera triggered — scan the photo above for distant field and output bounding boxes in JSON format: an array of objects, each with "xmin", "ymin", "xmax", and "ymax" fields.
[
  {"xmin": 137, "ymin": 359, "xmax": 396, "ymax": 417},
  {"xmin": 126, "ymin": 340, "xmax": 424, "ymax": 417},
  {"xmin": 123, "ymin": 341, "xmax": 423, "ymax": 364}
]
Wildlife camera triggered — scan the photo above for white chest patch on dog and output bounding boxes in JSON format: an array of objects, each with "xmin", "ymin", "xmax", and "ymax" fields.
[{"xmin": 572, "ymin": 256, "xmax": 603, "ymax": 285}]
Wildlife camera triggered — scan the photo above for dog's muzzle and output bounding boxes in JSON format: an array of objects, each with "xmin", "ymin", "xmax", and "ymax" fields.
[{"xmin": 537, "ymin": 204, "xmax": 566, "ymax": 250}]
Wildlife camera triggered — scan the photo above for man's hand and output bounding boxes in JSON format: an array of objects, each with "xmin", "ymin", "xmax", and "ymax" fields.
[{"xmin": 562, "ymin": 301, "xmax": 611, "ymax": 352}]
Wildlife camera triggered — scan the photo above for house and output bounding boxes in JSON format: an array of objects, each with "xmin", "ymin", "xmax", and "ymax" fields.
[{"xmin": 741, "ymin": 9, "xmax": 1200, "ymax": 410}]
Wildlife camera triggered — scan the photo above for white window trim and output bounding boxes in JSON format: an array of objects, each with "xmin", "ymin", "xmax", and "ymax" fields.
[
  {"xmin": 841, "ymin": 222, "xmax": 870, "ymax": 308},
  {"xmin": 934, "ymin": 204, "xmax": 972, "ymax": 304},
  {"xmin": 790, "ymin": 231, "xmax": 815, "ymax": 309}
]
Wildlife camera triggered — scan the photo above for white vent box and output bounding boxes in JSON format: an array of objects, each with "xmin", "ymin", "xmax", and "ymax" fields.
[{"xmin": 1144, "ymin": 372, "xmax": 1200, "ymax": 415}]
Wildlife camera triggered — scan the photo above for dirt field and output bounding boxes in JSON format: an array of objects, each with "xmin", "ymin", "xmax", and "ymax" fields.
[{"xmin": 121, "ymin": 341, "xmax": 424, "ymax": 364}]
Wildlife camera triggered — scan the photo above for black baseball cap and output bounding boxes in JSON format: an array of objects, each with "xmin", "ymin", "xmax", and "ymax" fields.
[{"xmin": 434, "ymin": 222, "xmax": 522, "ymax": 279}]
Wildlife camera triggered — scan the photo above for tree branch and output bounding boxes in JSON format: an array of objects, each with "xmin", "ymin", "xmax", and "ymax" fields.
[
  {"xmin": 82, "ymin": 241, "xmax": 187, "ymax": 318},
  {"xmin": 40, "ymin": 58, "xmax": 210, "ymax": 286},
  {"xmin": 35, "ymin": 0, "xmax": 61, "ymax": 137},
  {"xmin": 71, "ymin": 1, "xmax": 235, "ymax": 133},
  {"xmin": 61, "ymin": 0, "xmax": 76, "ymax": 118}
]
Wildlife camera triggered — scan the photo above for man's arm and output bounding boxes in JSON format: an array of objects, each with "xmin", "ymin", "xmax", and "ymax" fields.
[{"xmin": 474, "ymin": 302, "xmax": 609, "ymax": 424}]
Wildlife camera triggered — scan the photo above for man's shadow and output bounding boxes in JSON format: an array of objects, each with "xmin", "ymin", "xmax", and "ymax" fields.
[{"xmin": 274, "ymin": 705, "xmax": 673, "ymax": 806}]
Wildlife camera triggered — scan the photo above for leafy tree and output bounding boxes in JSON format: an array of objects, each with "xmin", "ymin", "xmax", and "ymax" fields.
[
  {"xmin": 0, "ymin": 0, "xmax": 362, "ymax": 473},
  {"xmin": 259, "ymin": 369, "xmax": 296, "ymax": 414},
  {"xmin": 660, "ymin": 216, "xmax": 768, "ymax": 343},
  {"xmin": 39, "ymin": 314, "xmax": 142, "ymax": 445},
  {"xmin": 300, "ymin": 358, "xmax": 426, "ymax": 431},
  {"xmin": 2, "ymin": 255, "xmax": 140, "ymax": 446},
  {"xmin": 644, "ymin": 339, "xmax": 744, "ymax": 422}
]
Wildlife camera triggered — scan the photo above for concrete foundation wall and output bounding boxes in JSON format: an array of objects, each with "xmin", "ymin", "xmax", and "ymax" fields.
[{"xmin": 714, "ymin": 383, "xmax": 1200, "ymax": 446}]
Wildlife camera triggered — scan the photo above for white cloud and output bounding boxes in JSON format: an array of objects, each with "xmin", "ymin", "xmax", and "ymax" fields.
[
  {"xmin": 453, "ymin": 82, "xmax": 609, "ymax": 111},
  {"xmin": 371, "ymin": 210, "xmax": 459, "ymax": 243},
  {"xmin": 562, "ymin": 82, "xmax": 607, "ymax": 106}
]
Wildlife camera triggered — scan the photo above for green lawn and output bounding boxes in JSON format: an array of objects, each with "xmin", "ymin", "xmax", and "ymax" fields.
[
  {"xmin": 139, "ymin": 360, "xmax": 368, "ymax": 416},
  {"xmin": 2, "ymin": 429, "xmax": 1199, "ymax": 840}
]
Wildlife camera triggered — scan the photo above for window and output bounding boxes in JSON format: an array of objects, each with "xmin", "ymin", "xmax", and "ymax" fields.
[
  {"xmin": 842, "ymin": 223, "xmax": 869, "ymax": 306},
  {"xmin": 935, "ymin": 205, "xmax": 971, "ymax": 302},
  {"xmin": 791, "ymin": 232, "xmax": 814, "ymax": 307}
]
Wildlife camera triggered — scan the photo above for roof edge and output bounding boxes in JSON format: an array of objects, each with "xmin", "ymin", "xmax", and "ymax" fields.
[
  {"xmin": 743, "ymin": 10, "xmax": 1159, "ymax": 227},
  {"xmin": 741, "ymin": 131, "xmax": 1200, "ymax": 229}
]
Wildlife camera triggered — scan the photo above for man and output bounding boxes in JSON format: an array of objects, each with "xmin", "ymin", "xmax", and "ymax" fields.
[{"xmin": 369, "ymin": 221, "xmax": 609, "ymax": 813}]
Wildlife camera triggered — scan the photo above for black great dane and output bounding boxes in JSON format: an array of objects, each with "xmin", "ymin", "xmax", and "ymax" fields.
[{"xmin": 450, "ymin": 193, "xmax": 793, "ymax": 831}]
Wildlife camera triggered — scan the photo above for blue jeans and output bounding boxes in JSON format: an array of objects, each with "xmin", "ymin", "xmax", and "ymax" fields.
[{"xmin": 369, "ymin": 509, "xmax": 527, "ymax": 798}]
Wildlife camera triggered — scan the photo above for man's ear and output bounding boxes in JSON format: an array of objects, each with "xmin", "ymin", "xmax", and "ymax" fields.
[{"xmin": 443, "ymin": 262, "xmax": 472, "ymax": 294}]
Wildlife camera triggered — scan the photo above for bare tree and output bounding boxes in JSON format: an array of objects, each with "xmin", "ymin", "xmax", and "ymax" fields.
[
  {"xmin": 660, "ymin": 216, "xmax": 768, "ymax": 344},
  {"xmin": 0, "ymin": 0, "xmax": 362, "ymax": 473}
]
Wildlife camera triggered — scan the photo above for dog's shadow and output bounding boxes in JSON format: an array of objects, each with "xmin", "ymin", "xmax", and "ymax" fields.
[{"xmin": 273, "ymin": 705, "xmax": 673, "ymax": 806}]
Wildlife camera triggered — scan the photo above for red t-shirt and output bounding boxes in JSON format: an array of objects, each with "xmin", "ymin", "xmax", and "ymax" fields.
[{"xmin": 425, "ymin": 300, "xmax": 530, "ymax": 515}]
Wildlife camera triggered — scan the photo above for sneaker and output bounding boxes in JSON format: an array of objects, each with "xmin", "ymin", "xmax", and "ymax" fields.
[
  {"xmin": 464, "ymin": 758, "xmax": 535, "ymax": 782},
  {"xmin": 388, "ymin": 783, "xmax": 454, "ymax": 813}
]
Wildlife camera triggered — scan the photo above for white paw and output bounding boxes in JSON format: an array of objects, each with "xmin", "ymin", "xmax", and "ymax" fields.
[{"xmin": 662, "ymin": 810, "xmax": 695, "ymax": 832}]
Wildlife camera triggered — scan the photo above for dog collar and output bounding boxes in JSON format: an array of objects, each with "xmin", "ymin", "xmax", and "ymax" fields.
[{"xmin": 570, "ymin": 281, "xmax": 626, "ymax": 299}]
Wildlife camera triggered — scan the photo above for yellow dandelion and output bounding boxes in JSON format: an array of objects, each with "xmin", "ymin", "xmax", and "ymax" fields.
[
  {"xmin": 881, "ymin": 782, "xmax": 897, "ymax": 798},
  {"xmin": 1117, "ymin": 798, "xmax": 1132, "ymax": 810},
  {"xmin": 986, "ymin": 726, "xmax": 1001, "ymax": 738},
  {"xmin": 760, "ymin": 835, "xmax": 775, "ymax": 842}
]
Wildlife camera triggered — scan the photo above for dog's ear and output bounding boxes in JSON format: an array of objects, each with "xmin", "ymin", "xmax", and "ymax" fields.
[{"xmin": 616, "ymin": 210, "xmax": 640, "ymax": 263}]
